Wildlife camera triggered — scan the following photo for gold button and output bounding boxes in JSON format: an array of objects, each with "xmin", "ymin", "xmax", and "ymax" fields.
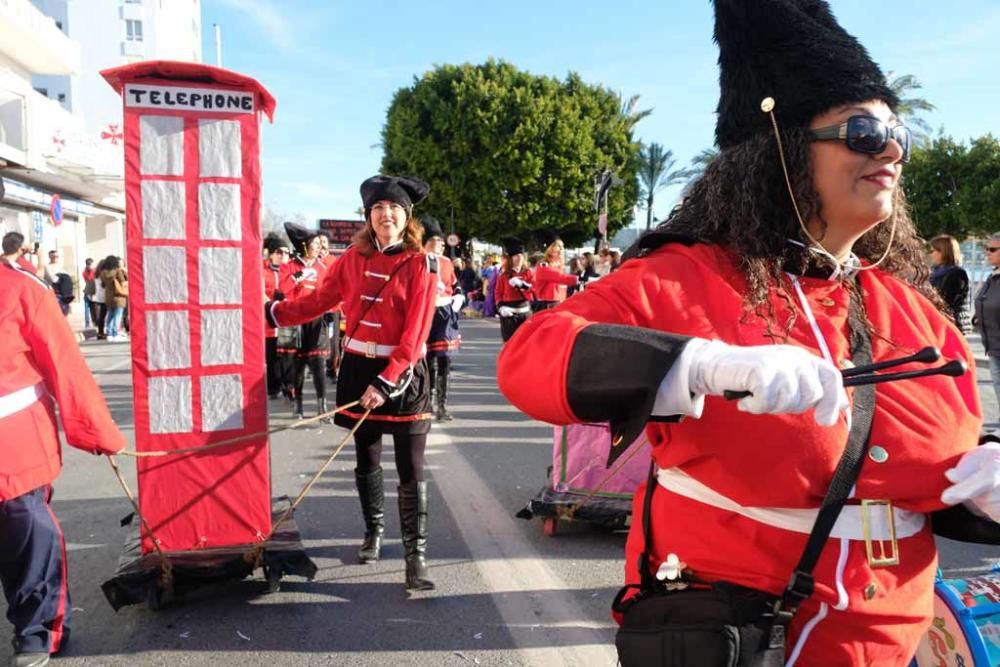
[
  {"xmin": 864, "ymin": 582, "xmax": 877, "ymax": 600},
  {"xmin": 868, "ymin": 446, "xmax": 889, "ymax": 463},
  {"xmin": 820, "ymin": 297, "xmax": 836, "ymax": 307}
]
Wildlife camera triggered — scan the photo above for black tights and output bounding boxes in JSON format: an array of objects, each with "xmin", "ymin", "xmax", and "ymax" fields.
[
  {"xmin": 427, "ymin": 355, "xmax": 450, "ymax": 390},
  {"xmin": 354, "ymin": 432, "xmax": 427, "ymax": 484},
  {"xmin": 293, "ymin": 355, "xmax": 327, "ymax": 400}
]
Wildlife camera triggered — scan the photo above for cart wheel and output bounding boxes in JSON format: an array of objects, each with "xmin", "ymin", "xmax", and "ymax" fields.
[{"xmin": 543, "ymin": 517, "xmax": 558, "ymax": 537}]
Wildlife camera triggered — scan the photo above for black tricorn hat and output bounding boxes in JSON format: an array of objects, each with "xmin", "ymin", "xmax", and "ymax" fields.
[
  {"xmin": 283, "ymin": 222, "xmax": 320, "ymax": 253},
  {"xmin": 360, "ymin": 175, "xmax": 430, "ymax": 212},
  {"xmin": 501, "ymin": 237, "xmax": 525, "ymax": 257},
  {"xmin": 421, "ymin": 216, "xmax": 444, "ymax": 240},
  {"xmin": 263, "ymin": 232, "xmax": 287, "ymax": 254},
  {"xmin": 713, "ymin": 0, "xmax": 899, "ymax": 150}
]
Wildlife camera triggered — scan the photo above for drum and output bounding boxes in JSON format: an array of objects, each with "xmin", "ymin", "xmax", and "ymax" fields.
[{"xmin": 912, "ymin": 569, "xmax": 1000, "ymax": 666}]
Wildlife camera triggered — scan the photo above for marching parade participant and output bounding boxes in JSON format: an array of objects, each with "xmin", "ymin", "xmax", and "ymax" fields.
[
  {"xmin": 531, "ymin": 231, "xmax": 579, "ymax": 311},
  {"xmin": 1, "ymin": 243, "xmax": 126, "ymax": 667},
  {"xmin": 422, "ymin": 217, "xmax": 464, "ymax": 421},
  {"xmin": 262, "ymin": 233, "xmax": 290, "ymax": 400},
  {"xmin": 497, "ymin": 0, "xmax": 999, "ymax": 664},
  {"xmin": 494, "ymin": 238, "xmax": 534, "ymax": 342},
  {"xmin": 280, "ymin": 223, "xmax": 331, "ymax": 420},
  {"xmin": 267, "ymin": 175, "xmax": 439, "ymax": 591}
]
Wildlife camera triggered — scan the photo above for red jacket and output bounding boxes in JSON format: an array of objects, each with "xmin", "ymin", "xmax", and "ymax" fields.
[
  {"xmin": 532, "ymin": 263, "xmax": 578, "ymax": 302},
  {"xmin": 434, "ymin": 255, "xmax": 459, "ymax": 305},
  {"xmin": 495, "ymin": 268, "xmax": 534, "ymax": 305},
  {"xmin": 279, "ymin": 255, "xmax": 327, "ymax": 301},
  {"xmin": 271, "ymin": 245, "xmax": 436, "ymax": 383},
  {"xmin": 0, "ymin": 260, "xmax": 125, "ymax": 500},
  {"xmin": 497, "ymin": 242, "xmax": 981, "ymax": 663},
  {"xmin": 262, "ymin": 259, "xmax": 282, "ymax": 338}
]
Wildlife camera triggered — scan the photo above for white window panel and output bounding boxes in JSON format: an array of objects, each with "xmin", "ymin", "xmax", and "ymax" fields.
[
  {"xmin": 148, "ymin": 376, "xmax": 192, "ymax": 434},
  {"xmin": 146, "ymin": 310, "xmax": 191, "ymax": 370},
  {"xmin": 199, "ymin": 119, "xmax": 241, "ymax": 178},
  {"xmin": 141, "ymin": 180, "xmax": 186, "ymax": 239},
  {"xmin": 201, "ymin": 309, "xmax": 243, "ymax": 366},
  {"xmin": 198, "ymin": 183, "xmax": 241, "ymax": 241},
  {"xmin": 140, "ymin": 115, "xmax": 183, "ymax": 176},
  {"xmin": 198, "ymin": 247, "xmax": 241, "ymax": 304},
  {"xmin": 143, "ymin": 246, "xmax": 187, "ymax": 304},
  {"xmin": 201, "ymin": 374, "xmax": 243, "ymax": 432}
]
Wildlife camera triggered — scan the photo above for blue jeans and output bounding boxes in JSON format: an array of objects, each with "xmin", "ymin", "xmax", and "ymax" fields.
[
  {"xmin": 106, "ymin": 306, "xmax": 124, "ymax": 338},
  {"xmin": 83, "ymin": 295, "xmax": 92, "ymax": 327}
]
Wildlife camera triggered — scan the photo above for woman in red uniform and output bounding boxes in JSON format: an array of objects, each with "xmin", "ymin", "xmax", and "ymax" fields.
[
  {"xmin": 531, "ymin": 232, "xmax": 579, "ymax": 311},
  {"xmin": 497, "ymin": 1, "xmax": 999, "ymax": 664},
  {"xmin": 279, "ymin": 223, "xmax": 329, "ymax": 420},
  {"xmin": 422, "ymin": 217, "xmax": 464, "ymax": 421},
  {"xmin": 262, "ymin": 233, "xmax": 289, "ymax": 399},
  {"xmin": 267, "ymin": 175, "xmax": 438, "ymax": 591},
  {"xmin": 494, "ymin": 238, "xmax": 534, "ymax": 342}
]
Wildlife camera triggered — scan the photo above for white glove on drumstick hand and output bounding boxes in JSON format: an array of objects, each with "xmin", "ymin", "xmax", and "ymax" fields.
[{"xmin": 940, "ymin": 442, "xmax": 1000, "ymax": 523}]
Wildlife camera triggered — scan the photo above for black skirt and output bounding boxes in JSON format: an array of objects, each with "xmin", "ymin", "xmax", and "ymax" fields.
[
  {"xmin": 335, "ymin": 352, "xmax": 432, "ymax": 436},
  {"xmin": 427, "ymin": 305, "xmax": 461, "ymax": 358},
  {"xmin": 298, "ymin": 317, "xmax": 330, "ymax": 357}
]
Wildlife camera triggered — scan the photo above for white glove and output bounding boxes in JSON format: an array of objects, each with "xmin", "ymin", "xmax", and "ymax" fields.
[
  {"xmin": 509, "ymin": 277, "xmax": 531, "ymax": 289},
  {"xmin": 498, "ymin": 306, "xmax": 516, "ymax": 317},
  {"xmin": 688, "ymin": 339, "xmax": 848, "ymax": 426},
  {"xmin": 941, "ymin": 443, "xmax": 1000, "ymax": 522},
  {"xmin": 450, "ymin": 294, "xmax": 466, "ymax": 313}
]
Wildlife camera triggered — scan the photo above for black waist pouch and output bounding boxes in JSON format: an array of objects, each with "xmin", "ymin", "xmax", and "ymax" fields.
[{"xmin": 613, "ymin": 581, "xmax": 785, "ymax": 667}]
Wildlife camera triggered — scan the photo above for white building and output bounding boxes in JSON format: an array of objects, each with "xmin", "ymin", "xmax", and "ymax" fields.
[{"xmin": 0, "ymin": 0, "xmax": 201, "ymax": 309}]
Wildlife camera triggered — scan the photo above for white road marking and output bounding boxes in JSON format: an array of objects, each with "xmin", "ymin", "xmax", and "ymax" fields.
[{"xmin": 428, "ymin": 430, "xmax": 617, "ymax": 667}]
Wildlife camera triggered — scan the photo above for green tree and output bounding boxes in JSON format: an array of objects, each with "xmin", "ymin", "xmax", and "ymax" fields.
[
  {"xmin": 904, "ymin": 133, "xmax": 1000, "ymax": 239},
  {"xmin": 637, "ymin": 143, "xmax": 686, "ymax": 230},
  {"xmin": 887, "ymin": 72, "xmax": 936, "ymax": 145},
  {"xmin": 380, "ymin": 60, "xmax": 640, "ymax": 247},
  {"xmin": 678, "ymin": 147, "xmax": 720, "ymax": 185}
]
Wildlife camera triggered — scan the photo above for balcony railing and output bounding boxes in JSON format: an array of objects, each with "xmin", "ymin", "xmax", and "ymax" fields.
[{"xmin": 0, "ymin": 0, "xmax": 81, "ymax": 75}]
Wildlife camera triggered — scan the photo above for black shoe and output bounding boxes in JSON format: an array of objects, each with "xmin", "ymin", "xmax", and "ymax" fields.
[
  {"xmin": 355, "ymin": 468, "xmax": 385, "ymax": 563},
  {"xmin": 398, "ymin": 481, "xmax": 435, "ymax": 591}
]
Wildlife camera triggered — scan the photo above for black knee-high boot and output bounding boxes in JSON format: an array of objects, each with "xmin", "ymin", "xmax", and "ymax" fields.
[
  {"xmin": 427, "ymin": 358, "xmax": 437, "ymax": 406},
  {"xmin": 355, "ymin": 468, "xmax": 385, "ymax": 563},
  {"xmin": 398, "ymin": 481, "xmax": 434, "ymax": 591},
  {"xmin": 435, "ymin": 358, "xmax": 452, "ymax": 421}
]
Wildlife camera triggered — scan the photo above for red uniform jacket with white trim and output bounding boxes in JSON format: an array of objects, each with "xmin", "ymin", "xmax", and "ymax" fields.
[
  {"xmin": 0, "ymin": 260, "xmax": 126, "ymax": 500},
  {"xmin": 494, "ymin": 268, "xmax": 534, "ymax": 305},
  {"xmin": 434, "ymin": 255, "xmax": 459, "ymax": 304},
  {"xmin": 279, "ymin": 255, "xmax": 327, "ymax": 301},
  {"xmin": 497, "ymin": 242, "xmax": 982, "ymax": 658},
  {"xmin": 532, "ymin": 263, "xmax": 578, "ymax": 302},
  {"xmin": 270, "ymin": 245, "xmax": 436, "ymax": 383},
  {"xmin": 262, "ymin": 259, "xmax": 282, "ymax": 338}
]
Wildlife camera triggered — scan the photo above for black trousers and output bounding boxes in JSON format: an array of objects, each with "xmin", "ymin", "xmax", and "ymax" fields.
[
  {"xmin": 0, "ymin": 486, "xmax": 70, "ymax": 655},
  {"xmin": 94, "ymin": 303, "xmax": 107, "ymax": 337},
  {"xmin": 265, "ymin": 337, "xmax": 281, "ymax": 397},
  {"xmin": 354, "ymin": 432, "xmax": 428, "ymax": 484},
  {"xmin": 293, "ymin": 355, "xmax": 327, "ymax": 402},
  {"xmin": 427, "ymin": 356, "xmax": 450, "ymax": 393}
]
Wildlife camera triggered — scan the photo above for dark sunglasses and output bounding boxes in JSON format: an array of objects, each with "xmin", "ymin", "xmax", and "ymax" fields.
[
  {"xmin": 810, "ymin": 115, "xmax": 911, "ymax": 163},
  {"xmin": 986, "ymin": 247, "xmax": 1000, "ymax": 254}
]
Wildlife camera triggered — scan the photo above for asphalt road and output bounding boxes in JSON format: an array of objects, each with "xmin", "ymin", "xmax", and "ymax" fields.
[{"xmin": 1, "ymin": 318, "xmax": 997, "ymax": 666}]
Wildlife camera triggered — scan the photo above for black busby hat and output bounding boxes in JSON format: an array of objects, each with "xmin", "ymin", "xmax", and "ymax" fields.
[
  {"xmin": 713, "ymin": 0, "xmax": 899, "ymax": 150},
  {"xmin": 283, "ymin": 222, "xmax": 320, "ymax": 253},
  {"xmin": 501, "ymin": 237, "xmax": 525, "ymax": 257},
  {"xmin": 421, "ymin": 216, "xmax": 444, "ymax": 241},
  {"xmin": 360, "ymin": 175, "xmax": 430, "ymax": 213},
  {"xmin": 263, "ymin": 232, "xmax": 287, "ymax": 254},
  {"xmin": 535, "ymin": 228, "xmax": 561, "ymax": 248}
]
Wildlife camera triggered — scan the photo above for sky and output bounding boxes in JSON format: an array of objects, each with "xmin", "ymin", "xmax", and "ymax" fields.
[{"xmin": 201, "ymin": 0, "xmax": 1000, "ymax": 231}]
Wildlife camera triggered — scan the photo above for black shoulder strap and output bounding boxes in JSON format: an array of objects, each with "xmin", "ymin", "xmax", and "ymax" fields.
[
  {"xmin": 638, "ymin": 461, "xmax": 658, "ymax": 590},
  {"xmin": 775, "ymin": 289, "xmax": 875, "ymax": 619}
]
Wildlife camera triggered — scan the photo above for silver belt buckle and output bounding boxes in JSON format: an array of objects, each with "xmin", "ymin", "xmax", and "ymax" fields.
[{"xmin": 366, "ymin": 341, "xmax": 377, "ymax": 359}]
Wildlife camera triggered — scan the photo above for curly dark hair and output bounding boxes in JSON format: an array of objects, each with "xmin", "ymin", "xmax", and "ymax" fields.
[{"xmin": 663, "ymin": 127, "xmax": 938, "ymax": 340}]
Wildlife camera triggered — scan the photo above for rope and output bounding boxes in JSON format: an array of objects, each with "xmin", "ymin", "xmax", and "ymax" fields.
[
  {"xmin": 554, "ymin": 435, "xmax": 648, "ymax": 521},
  {"xmin": 245, "ymin": 407, "xmax": 372, "ymax": 568},
  {"xmin": 117, "ymin": 400, "xmax": 361, "ymax": 458},
  {"xmin": 106, "ymin": 455, "xmax": 173, "ymax": 585}
]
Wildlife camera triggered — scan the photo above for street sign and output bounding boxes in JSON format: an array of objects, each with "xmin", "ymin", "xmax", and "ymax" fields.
[
  {"xmin": 318, "ymin": 218, "xmax": 365, "ymax": 249},
  {"xmin": 50, "ymin": 194, "xmax": 63, "ymax": 226},
  {"xmin": 32, "ymin": 211, "xmax": 44, "ymax": 244},
  {"xmin": 446, "ymin": 233, "xmax": 460, "ymax": 248}
]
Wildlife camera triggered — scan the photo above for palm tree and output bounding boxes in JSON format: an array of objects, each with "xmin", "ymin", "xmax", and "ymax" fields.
[
  {"xmin": 618, "ymin": 92, "xmax": 653, "ymax": 131},
  {"xmin": 887, "ymin": 71, "xmax": 936, "ymax": 145},
  {"xmin": 678, "ymin": 147, "xmax": 720, "ymax": 183},
  {"xmin": 638, "ymin": 142, "xmax": 687, "ymax": 230}
]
